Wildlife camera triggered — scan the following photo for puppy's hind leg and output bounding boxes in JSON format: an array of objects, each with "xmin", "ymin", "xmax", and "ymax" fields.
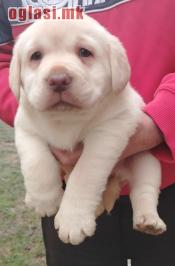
[
  {"xmin": 96, "ymin": 163, "xmax": 129, "ymax": 217},
  {"xmin": 129, "ymin": 152, "xmax": 166, "ymax": 235},
  {"xmin": 96, "ymin": 173, "xmax": 122, "ymax": 217}
]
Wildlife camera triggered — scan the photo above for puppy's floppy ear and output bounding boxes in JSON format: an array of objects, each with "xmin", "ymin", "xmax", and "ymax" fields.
[
  {"xmin": 9, "ymin": 42, "xmax": 21, "ymax": 100},
  {"xmin": 109, "ymin": 35, "xmax": 131, "ymax": 93}
]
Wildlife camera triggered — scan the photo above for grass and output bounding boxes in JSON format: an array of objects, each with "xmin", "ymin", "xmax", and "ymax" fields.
[{"xmin": 0, "ymin": 121, "xmax": 46, "ymax": 266}]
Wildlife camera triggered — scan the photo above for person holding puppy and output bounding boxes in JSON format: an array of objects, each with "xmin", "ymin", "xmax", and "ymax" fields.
[{"xmin": 1, "ymin": 1, "xmax": 175, "ymax": 265}]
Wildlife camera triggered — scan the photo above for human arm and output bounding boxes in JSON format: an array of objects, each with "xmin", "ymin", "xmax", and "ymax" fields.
[
  {"xmin": 0, "ymin": 4, "xmax": 18, "ymax": 126},
  {"xmin": 144, "ymin": 73, "xmax": 175, "ymax": 163}
]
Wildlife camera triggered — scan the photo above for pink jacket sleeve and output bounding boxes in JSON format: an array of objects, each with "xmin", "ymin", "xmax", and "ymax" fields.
[
  {"xmin": 0, "ymin": 42, "xmax": 18, "ymax": 127},
  {"xmin": 144, "ymin": 73, "xmax": 175, "ymax": 163}
]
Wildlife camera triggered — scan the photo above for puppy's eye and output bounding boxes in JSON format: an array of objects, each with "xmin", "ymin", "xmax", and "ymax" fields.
[
  {"xmin": 30, "ymin": 51, "xmax": 42, "ymax": 61},
  {"xmin": 79, "ymin": 48, "xmax": 93, "ymax": 58}
]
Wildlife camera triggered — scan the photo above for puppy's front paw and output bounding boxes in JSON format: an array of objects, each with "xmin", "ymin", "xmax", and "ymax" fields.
[
  {"xmin": 54, "ymin": 206, "xmax": 96, "ymax": 245},
  {"xmin": 25, "ymin": 189, "xmax": 63, "ymax": 217},
  {"xmin": 133, "ymin": 213, "xmax": 167, "ymax": 235}
]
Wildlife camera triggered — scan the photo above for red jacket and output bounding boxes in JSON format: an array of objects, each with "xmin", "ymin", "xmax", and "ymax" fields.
[{"xmin": 1, "ymin": 0, "xmax": 175, "ymax": 190}]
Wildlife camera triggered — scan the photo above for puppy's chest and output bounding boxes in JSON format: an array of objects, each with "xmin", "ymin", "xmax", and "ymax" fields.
[{"xmin": 39, "ymin": 120, "xmax": 87, "ymax": 150}]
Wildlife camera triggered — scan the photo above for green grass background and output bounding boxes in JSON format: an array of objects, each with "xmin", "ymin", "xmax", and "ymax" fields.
[{"xmin": 0, "ymin": 121, "xmax": 46, "ymax": 266}]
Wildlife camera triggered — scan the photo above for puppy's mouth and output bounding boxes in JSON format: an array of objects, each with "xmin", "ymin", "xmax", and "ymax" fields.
[
  {"xmin": 53, "ymin": 100, "xmax": 79, "ymax": 110},
  {"xmin": 49, "ymin": 93, "xmax": 82, "ymax": 111}
]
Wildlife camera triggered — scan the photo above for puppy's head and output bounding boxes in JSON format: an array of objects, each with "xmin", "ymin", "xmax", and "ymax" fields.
[{"xmin": 10, "ymin": 14, "xmax": 130, "ymax": 112}]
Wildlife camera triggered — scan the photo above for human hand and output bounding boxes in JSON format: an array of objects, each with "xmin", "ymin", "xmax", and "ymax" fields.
[{"xmin": 120, "ymin": 112, "xmax": 163, "ymax": 159}]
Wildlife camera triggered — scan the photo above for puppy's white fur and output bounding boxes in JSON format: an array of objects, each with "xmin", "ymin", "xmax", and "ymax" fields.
[{"xmin": 10, "ymin": 14, "xmax": 166, "ymax": 245}]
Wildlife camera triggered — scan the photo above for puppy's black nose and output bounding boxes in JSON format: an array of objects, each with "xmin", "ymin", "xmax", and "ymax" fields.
[{"xmin": 48, "ymin": 73, "xmax": 72, "ymax": 92}]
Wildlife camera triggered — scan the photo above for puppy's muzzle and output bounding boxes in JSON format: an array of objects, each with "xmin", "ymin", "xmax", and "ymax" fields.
[{"xmin": 48, "ymin": 73, "xmax": 72, "ymax": 93}]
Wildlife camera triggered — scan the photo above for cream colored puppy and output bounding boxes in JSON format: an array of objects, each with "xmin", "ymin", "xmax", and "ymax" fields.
[{"xmin": 10, "ymin": 14, "xmax": 166, "ymax": 245}]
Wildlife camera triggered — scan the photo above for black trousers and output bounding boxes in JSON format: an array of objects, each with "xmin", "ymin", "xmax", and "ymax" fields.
[{"xmin": 42, "ymin": 184, "xmax": 175, "ymax": 266}]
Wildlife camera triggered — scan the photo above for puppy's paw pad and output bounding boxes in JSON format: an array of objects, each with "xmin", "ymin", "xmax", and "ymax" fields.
[
  {"xmin": 54, "ymin": 210, "xmax": 96, "ymax": 245},
  {"xmin": 25, "ymin": 190, "xmax": 63, "ymax": 217},
  {"xmin": 133, "ymin": 213, "xmax": 167, "ymax": 235}
]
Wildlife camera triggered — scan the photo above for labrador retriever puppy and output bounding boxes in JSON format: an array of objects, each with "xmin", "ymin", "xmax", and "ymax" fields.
[{"xmin": 10, "ymin": 13, "xmax": 166, "ymax": 245}]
